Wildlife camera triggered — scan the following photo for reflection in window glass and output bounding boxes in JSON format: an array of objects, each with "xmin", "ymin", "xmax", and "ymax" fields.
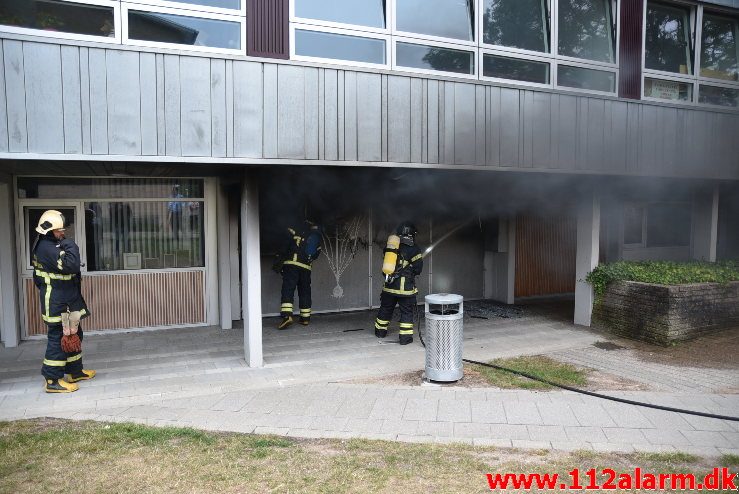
[
  {"xmin": 295, "ymin": 30, "xmax": 386, "ymax": 64},
  {"xmin": 396, "ymin": 41, "xmax": 475, "ymax": 74},
  {"xmin": 294, "ymin": 0, "xmax": 385, "ymax": 28},
  {"xmin": 17, "ymin": 178, "xmax": 205, "ymax": 200},
  {"xmin": 557, "ymin": 65, "xmax": 615, "ymax": 92},
  {"xmin": 395, "ymin": 0, "xmax": 474, "ymax": 41},
  {"xmin": 558, "ymin": 0, "xmax": 614, "ymax": 63},
  {"xmin": 128, "ymin": 10, "xmax": 241, "ymax": 49},
  {"xmin": 700, "ymin": 13, "xmax": 739, "ymax": 82},
  {"xmin": 482, "ymin": 0, "xmax": 549, "ymax": 52},
  {"xmin": 85, "ymin": 201, "xmax": 205, "ymax": 271},
  {"xmin": 698, "ymin": 85, "xmax": 739, "ymax": 107},
  {"xmin": 483, "ymin": 54, "xmax": 549, "ymax": 83},
  {"xmin": 644, "ymin": 78, "xmax": 692, "ymax": 101},
  {"xmin": 0, "ymin": 0, "xmax": 115, "ymax": 38},
  {"xmin": 623, "ymin": 205, "xmax": 644, "ymax": 245},
  {"xmin": 646, "ymin": 203, "xmax": 691, "ymax": 247},
  {"xmin": 165, "ymin": 0, "xmax": 241, "ymax": 9},
  {"xmin": 644, "ymin": 2, "xmax": 692, "ymax": 74}
]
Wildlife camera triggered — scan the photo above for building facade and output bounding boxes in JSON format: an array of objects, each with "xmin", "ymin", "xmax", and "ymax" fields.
[{"xmin": 0, "ymin": 0, "xmax": 737, "ymax": 366}]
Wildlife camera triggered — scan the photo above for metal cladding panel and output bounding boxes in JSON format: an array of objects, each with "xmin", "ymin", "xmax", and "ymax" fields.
[
  {"xmin": 247, "ymin": 0, "xmax": 289, "ymax": 60},
  {"xmin": 23, "ymin": 43, "xmax": 64, "ymax": 154},
  {"xmin": 0, "ymin": 39, "xmax": 737, "ymax": 179},
  {"xmin": 106, "ymin": 51, "xmax": 142, "ymax": 156},
  {"xmin": 180, "ymin": 57, "xmax": 213, "ymax": 156},
  {"xmin": 619, "ymin": 0, "xmax": 644, "ymax": 100}
]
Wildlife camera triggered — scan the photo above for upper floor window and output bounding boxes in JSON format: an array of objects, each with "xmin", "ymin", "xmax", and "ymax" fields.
[
  {"xmin": 293, "ymin": 0, "xmax": 385, "ymax": 29},
  {"xmin": 700, "ymin": 12, "xmax": 739, "ymax": 82},
  {"xmin": 644, "ymin": 1, "xmax": 693, "ymax": 75},
  {"xmin": 482, "ymin": 0, "xmax": 550, "ymax": 53},
  {"xmin": 164, "ymin": 0, "xmax": 241, "ymax": 10},
  {"xmin": 0, "ymin": 0, "xmax": 116, "ymax": 39},
  {"xmin": 395, "ymin": 0, "xmax": 474, "ymax": 42},
  {"xmin": 557, "ymin": 0, "xmax": 615, "ymax": 63},
  {"xmin": 126, "ymin": 8, "xmax": 241, "ymax": 51}
]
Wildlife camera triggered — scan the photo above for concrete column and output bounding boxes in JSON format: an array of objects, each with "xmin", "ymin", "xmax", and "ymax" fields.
[
  {"xmin": 205, "ymin": 178, "xmax": 219, "ymax": 326},
  {"xmin": 484, "ymin": 218, "xmax": 516, "ymax": 304},
  {"xmin": 575, "ymin": 193, "xmax": 600, "ymax": 327},
  {"xmin": 691, "ymin": 185, "xmax": 719, "ymax": 262},
  {"xmin": 216, "ymin": 179, "xmax": 233, "ymax": 330},
  {"xmin": 240, "ymin": 174, "xmax": 263, "ymax": 367},
  {"xmin": 0, "ymin": 181, "xmax": 20, "ymax": 347}
]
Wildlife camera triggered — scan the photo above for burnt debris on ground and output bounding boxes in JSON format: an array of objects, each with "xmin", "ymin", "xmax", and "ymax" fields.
[{"xmin": 464, "ymin": 300, "xmax": 524, "ymax": 320}]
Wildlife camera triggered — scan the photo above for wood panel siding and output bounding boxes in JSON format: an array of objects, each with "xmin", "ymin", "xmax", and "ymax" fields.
[
  {"xmin": 25, "ymin": 270, "xmax": 206, "ymax": 336},
  {"xmin": 618, "ymin": 0, "xmax": 645, "ymax": 100},
  {"xmin": 247, "ymin": 0, "xmax": 289, "ymax": 60},
  {"xmin": 515, "ymin": 215, "xmax": 577, "ymax": 298}
]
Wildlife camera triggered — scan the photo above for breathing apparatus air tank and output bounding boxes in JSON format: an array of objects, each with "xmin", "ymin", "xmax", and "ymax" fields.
[{"xmin": 382, "ymin": 234, "xmax": 401, "ymax": 282}]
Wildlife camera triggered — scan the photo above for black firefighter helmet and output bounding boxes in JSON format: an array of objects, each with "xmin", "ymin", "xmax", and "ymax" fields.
[{"xmin": 396, "ymin": 221, "xmax": 417, "ymax": 245}]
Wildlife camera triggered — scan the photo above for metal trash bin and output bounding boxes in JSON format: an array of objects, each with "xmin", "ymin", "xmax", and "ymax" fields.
[{"xmin": 424, "ymin": 293, "xmax": 464, "ymax": 382}]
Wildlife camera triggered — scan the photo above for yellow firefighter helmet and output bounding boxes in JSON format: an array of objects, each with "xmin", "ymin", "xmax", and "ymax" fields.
[{"xmin": 36, "ymin": 210, "xmax": 66, "ymax": 235}]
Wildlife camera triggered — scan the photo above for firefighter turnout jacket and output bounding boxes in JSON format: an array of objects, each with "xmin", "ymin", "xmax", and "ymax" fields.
[
  {"xmin": 32, "ymin": 234, "xmax": 89, "ymax": 325},
  {"xmin": 282, "ymin": 227, "xmax": 322, "ymax": 271},
  {"xmin": 382, "ymin": 242, "xmax": 423, "ymax": 296}
]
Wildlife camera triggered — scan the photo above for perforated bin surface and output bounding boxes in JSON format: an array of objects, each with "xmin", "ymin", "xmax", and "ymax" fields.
[{"xmin": 424, "ymin": 313, "xmax": 464, "ymax": 381}]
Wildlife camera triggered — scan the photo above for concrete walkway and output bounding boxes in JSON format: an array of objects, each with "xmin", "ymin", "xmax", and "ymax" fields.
[{"xmin": 1, "ymin": 307, "xmax": 737, "ymax": 457}]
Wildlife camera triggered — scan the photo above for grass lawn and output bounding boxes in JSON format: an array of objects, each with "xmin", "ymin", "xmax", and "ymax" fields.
[
  {"xmin": 1, "ymin": 419, "xmax": 737, "ymax": 493},
  {"xmin": 469, "ymin": 356, "xmax": 588, "ymax": 390}
]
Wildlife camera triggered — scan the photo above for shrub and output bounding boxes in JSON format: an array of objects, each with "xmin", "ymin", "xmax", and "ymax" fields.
[{"xmin": 585, "ymin": 260, "xmax": 739, "ymax": 295}]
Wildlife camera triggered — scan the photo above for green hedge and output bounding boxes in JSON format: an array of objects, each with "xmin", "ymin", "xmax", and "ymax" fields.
[{"xmin": 586, "ymin": 260, "xmax": 739, "ymax": 295}]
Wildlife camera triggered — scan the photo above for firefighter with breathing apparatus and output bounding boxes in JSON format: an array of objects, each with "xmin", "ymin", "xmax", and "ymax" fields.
[
  {"xmin": 375, "ymin": 221, "xmax": 424, "ymax": 345},
  {"xmin": 32, "ymin": 210, "xmax": 95, "ymax": 393},
  {"xmin": 275, "ymin": 220, "xmax": 322, "ymax": 329}
]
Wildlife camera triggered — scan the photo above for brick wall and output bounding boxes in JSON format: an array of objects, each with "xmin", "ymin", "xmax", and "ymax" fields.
[{"xmin": 593, "ymin": 281, "xmax": 739, "ymax": 345}]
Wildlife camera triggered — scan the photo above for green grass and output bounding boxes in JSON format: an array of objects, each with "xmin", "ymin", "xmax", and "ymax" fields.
[
  {"xmin": 721, "ymin": 454, "xmax": 739, "ymax": 466},
  {"xmin": 0, "ymin": 419, "xmax": 734, "ymax": 494},
  {"xmin": 470, "ymin": 356, "xmax": 588, "ymax": 390},
  {"xmin": 586, "ymin": 260, "xmax": 739, "ymax": 295}
]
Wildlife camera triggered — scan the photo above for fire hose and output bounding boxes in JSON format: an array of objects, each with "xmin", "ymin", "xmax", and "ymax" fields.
[{"xmin": 413, "ymin": 304, "xmax": 739, "ymax": 423}]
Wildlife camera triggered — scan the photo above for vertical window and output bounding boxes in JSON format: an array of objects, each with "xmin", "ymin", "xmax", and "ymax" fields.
[
  {"xmin": 700, "ymin": 13, "xmax": 739, "ymax": 82},
  {"xmin": 644, "ymin": 2, "xmax": 693, "ymax": 74},
  {"xmin": 482, "ymin": 0, "xmax": 549, "ymax": 53},
  {"xmin": 293, "ymin": 0, "xmax": 385, "ymax": 29},
  {"xmin": 558, "ymin": 0, "xmax": 615, "ymax": 63},
  {"xmin": 0, "ymin": 0, "xmax": 116, "ymax": 38},
  {"xmin": 395, "ymin": 0, "xmax": 474, "ymax": 42},
  {"xmin": 623, "ymin": 205, "xmax": 644, "ymax": 245}
]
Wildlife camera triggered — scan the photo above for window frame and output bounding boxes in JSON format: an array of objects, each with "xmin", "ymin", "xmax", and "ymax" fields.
[
  {"xmin": 124, "ymin": 0, "xmax": 245, "ymax": 17},
  {"xmin": 477, "ymin": 0, "xmax": 619, "ymax": 93},
  {"xmin": 392, "ymin": 35, "xmax": 478, "ymax": 79},
  {"xmin": 391, "ymin": 0, "xmax": 477, "ymax": 47},
  {"xmin": 479, "ymin": 48, "xmax": 553, "ymax": 89},
  {"xmin": 0, "ymin": 0, "xmax": 122, "ymax": 45},
  {"xmin": 642, "ymin": 1, "xmax": 739, "ymax": 109},
  {"xmin": 289, "ymin": 0, "xmax": 390, "ymax": 36},
  {"xmin": 121, "ymin": 2, "xmax": 246, "ymax": 55},
  {"xmin": 290, "ymin": 23, "xmax": 391, "ymax": 69}
]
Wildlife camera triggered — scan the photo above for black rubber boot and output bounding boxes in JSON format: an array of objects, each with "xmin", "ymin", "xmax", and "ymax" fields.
[
  {"xmin": 399, "ymin": 335, "xmax": 413, "ymax": 345},
  {"xmin": 375, "ymin": 328, "xmax": 388, "ymax": 338},
  {"xmin": 44, "ymin": 378, "xmax": 78, "ymax": 393},
  {"xmin": 278, "ymin": 316, "xmax": 293, "ymax": 330},
  {"xmin": 299, "ymin": 317, "xmax": 310, "ymax": 326}
]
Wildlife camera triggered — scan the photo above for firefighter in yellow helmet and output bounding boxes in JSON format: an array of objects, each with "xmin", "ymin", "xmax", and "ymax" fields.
[{"xmin": 32, "ymin": 210, "xmax": 95, "ymax": 393}]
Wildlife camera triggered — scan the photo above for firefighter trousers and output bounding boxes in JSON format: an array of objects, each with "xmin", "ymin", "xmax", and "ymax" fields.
[
  {"xmin": 41, "ymin": 324, "xmax": 83, "ymax": 380},
  {"xmin": 280, "ymin": 265, "xmax": 312, "ymax": 320},
  {"xmin": 375, "ymin": 292, "xmax": 415, "ymax": 344}
]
